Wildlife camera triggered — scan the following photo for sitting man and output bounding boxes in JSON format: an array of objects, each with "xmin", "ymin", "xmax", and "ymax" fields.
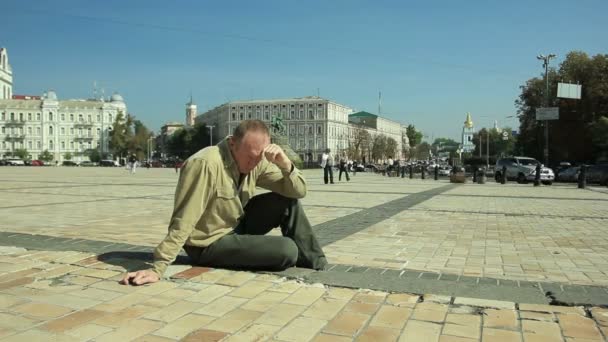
[{"xmin": 121, "ymin": 120, "xmax": 327, "ymax": 286}]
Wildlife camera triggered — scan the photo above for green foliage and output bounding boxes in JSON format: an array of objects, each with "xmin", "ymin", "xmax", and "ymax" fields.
[
  {"xmin": 86, "ymin": 149, "xmax": 101, "ymax": 163},
  {"xmin": 14, "ymin": 148, "xmax": 29, "ymax": 160},
  {"xmin": 406, "ymin": 125, "xmax": 423, "ymax": 148},
  {"xmin": 167, "ymin": 122, "xmax": 211, "ymax": 160},
  {"xmin": 108, "ymin": 112, "xmax": 153, "ymax": 160},
  {"xmin": 64, "ymin": 152, "xmax": 72, "ymax": 160},
  {"xmin": 472, "ymin": 127, "xmax": 515, "ymax": 159},
  {"xmin": 39, "ymin": 150, "xmax": 54, "ymax": 162},
  {"xmin": 515, "ymin": 50, "xmax": 608, "ymax": 163}
]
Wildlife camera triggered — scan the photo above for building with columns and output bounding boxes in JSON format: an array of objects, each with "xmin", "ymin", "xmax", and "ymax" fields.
[
  {"xmin": 195, "ymin": 96, "xmax": 410, "ymax": 163},
  {"xmin": 0, "ymin": 48, "xmax": 13, "ymax": 100},
  {"xmin": 0, "ymin": 90, "xmax": 127, "ymax": 162}
]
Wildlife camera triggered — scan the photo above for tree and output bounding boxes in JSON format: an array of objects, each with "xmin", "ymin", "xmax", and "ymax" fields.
[
  {"xmin": 412, "ymin": 142, "xmax": 431, "ymax": 160},
  {"xmin": 64, "ymin": 152, "xmax": 72, "ymax": 160},
  {"xmin": 350, "ymin": 125, "xmax": 371, "ymax": 161},
  {"xmin": 86, "ymin": 149, "xmax": 101, "ymax": 163},
  {"xmin": 39, "ymin": 150, "xmax": 54, "ymax": 162},
  {"xmin": 472, "ymin": 128, "xmax": 516, "ymax": 163},
  {"xmin": 515, "ymin": 50, "xmax": 608, "ymax": 164},
  {"xmin": 406, "ymin": 125, "xmax": 423, "ymax": 148},
  {"xmin": 166, "ymin": 122, "xmax": 211, "ymax": 160},
  {"xmin": 371, "ymin": 134, "xmax": 387, "ymax": 161},
  {"xmin": 14, "ymin": 148, "xmax": 29, "ymax": 160},
  {"xmin": 385, "ymin": 137, "xmax": 398, "ymax": 159},
  {"xmin": 108, "ymin": 111, "xmax": 132, "ymax": 159}
]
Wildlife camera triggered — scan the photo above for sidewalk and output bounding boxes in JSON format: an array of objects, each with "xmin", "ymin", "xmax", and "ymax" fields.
[
  {"xmin": 1, "ymin": 247, "xmax": 606, "ymax": 341},
  {"xmin": 1, "ymin": 167, "xmax": 608, "ymax": 341}
]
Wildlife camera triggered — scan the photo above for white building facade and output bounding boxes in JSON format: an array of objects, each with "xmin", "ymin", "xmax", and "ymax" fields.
[
  {"xmin": 195, "ymin": 97, "xmax": 410, "ymax": 163},
  {"xmin": 195, "ymin": 96, "xmax": 354, "ymax": 163},
  {"xmin": 0, "ymin": 48, "xmax": 13, "ymax": 100},
  {"xmin": 0, "ymin": 91, "xmax": 127, "ymax": 162}
]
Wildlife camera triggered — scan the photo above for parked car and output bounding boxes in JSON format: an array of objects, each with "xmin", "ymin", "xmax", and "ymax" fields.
[
  {"xmin": 62, "ymin": 160, "xmax": 78, "ymax": 166},
  {"xmin": 556, "ymin": 166, "xmax": 580, "ymax": 182},
  {"xmin": 495, "ymin": 156, "xmax": 554, "ymax": 185},
  {"xmin": 78, "ymin": 161, "xmax": 96, "ymax": 167},
  {"xmin": 30, "ymin": 160, "xmax": 45, "ymax": 166},
  {"xmin": 553, "ymin": 162, "xmax": 572, "ymax": 178},
  {"xmin": 99, "ymin": 159, "xmax": 119, "ymax": 167},
  {"xmin": 586, "ymin": 164, "xmax": 608, "ymax": 185},
  {"xmin": 4, "ymin": 158, "xmax": 25, "ymax": 166}
]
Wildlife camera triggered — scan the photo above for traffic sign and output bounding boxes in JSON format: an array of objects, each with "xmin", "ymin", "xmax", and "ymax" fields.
[{"xmin": 536, "ymin": 107, "xmax": 559, "ymax": 120}]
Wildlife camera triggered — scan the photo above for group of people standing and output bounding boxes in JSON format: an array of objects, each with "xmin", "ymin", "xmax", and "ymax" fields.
[{"xmin": 320, "ymin": 148, "xmax": 358, "ymax": 184}]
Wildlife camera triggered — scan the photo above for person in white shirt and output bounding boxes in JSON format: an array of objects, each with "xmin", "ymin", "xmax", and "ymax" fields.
[
  {"xmin": 320, "ymin": 148, "xmax": 335, "ymax": 184},
  {"xmin": 387, "ymin": 157, "xmax": 394, "ymax": 177}
]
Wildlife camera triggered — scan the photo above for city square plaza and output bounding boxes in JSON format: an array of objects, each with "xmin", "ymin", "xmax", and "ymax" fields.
[{"xmin": 1, "ymin": 166, "xmax": 608, "ymax": 341}]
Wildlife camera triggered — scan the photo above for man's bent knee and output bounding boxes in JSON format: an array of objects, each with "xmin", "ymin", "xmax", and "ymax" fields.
[{"xmin": 275, "ymin": 239, "xmax": 298, "ymax": 269}]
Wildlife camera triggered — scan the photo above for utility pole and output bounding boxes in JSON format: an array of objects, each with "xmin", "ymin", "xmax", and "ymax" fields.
[
  {"xmin": 207, "ymin": 125, "xmax": 215, "ymax": 146},
  {"xmin": 537, "ymin": 53, "xmax": 556, "ymax": 166},
  {"xmin": 486, "ymin": 128, "xmax": 490, "ymax": 169}
]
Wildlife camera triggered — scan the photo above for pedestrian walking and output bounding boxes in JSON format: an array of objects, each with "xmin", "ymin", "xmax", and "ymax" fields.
[
  {"xmin": 128, "ymin": 154, "xmax": 137, "ymax": 174},
  {"xmin": 320, "ymin": 148, "xmax": 334, "ymax": 184},
  {"xmin": 338, "ymin": 154, "xmax": 350, "ymax": 182}
]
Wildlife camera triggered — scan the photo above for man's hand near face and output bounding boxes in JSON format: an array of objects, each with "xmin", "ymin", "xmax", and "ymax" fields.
[{"xmin": 264, "ymin": 144, "xmax": 292, "ymax": 172}]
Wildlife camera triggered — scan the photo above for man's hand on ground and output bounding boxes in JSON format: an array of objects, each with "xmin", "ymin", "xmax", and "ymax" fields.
[
  {"xmin": 264, "ymin": 144, "xmax": 292, "ymax": 171},
  {"xmin": 119, "ymin": 269, "xmax": 160, "ymax": 286}
]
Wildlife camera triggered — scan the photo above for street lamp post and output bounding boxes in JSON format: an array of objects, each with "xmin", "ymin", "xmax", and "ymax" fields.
[
  {"xmin": 207, "ymin": 125, "xmax": 215, "ymax": 146},
  {"xmin": 537, "ymin": 53, "xmax": 556, "ymax": 166}
]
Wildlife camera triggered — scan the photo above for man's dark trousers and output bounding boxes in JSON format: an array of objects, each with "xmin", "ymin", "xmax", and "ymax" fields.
[
  {"xmin": 184, "ymin": 192, "xmax": 327, "ymax": 271},
  {"xmin": 324, "ymin": 165, "xmax": 334, "ymax": 184}
]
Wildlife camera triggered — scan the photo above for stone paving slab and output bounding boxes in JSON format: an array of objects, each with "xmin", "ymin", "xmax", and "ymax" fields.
[
  {"xmin": 1, "ymin": 248, "xmax": 608, "ymax": 342},
  {"xmin": 1, "ymin": 167, "xmax": 608, "ymax": 287}
]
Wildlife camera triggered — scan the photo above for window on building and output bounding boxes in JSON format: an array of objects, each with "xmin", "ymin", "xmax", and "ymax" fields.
[
  {"xmin": 88, "ymin": 128, "xmax": 92, "ymax": 137},
  {"xmin": 70, "ymin": 114, "xmax": 74, "ymax": 121},
  {"xmin": 248, "ymin": 113, "xmax": 252, "ymax": 119},
  {"xmin": 0, "ymin": 113, "xmax": 4, "ymax": 120},
  {"xmin": 61, "ymin": 141, "xmax": 65, "ymax": 149},
  {"xmin": 0, "ymin": 127, "xmax": 4, "ymax": 133},
  {"xmin": 28, "ymin": 141, "xmax": 32, "ymax": 149},
  {"xmin": 265, "ymin": 111, "xmax": 269, "ymax": 120},
  {"xmin": 70, "ymin": 141, "xmax": 74, "ymax": 149},
  {"xmin": 27, "ymin": 127, "xmax": 32, "ymax": 135},
  {"xmin": 309, "ymin": 110, "xmax": 314, "ymax": 120},
  {"xmin": 70, "ymin": 128, "xmax": 74, "ymax": 135},
  {"xmin": 36, "ymin": 141, "xmax": 40, "ymax": 149},
  {"xmin": 299, "ymin": 110, "xmax": 304, "ymax": 119},
  {"xmin": 88, "ymin": 115, "xmax": 92, "ymax": 122},
  {"xmin": 97, "ymin": 115, "xmax": 100, "ymax": 122},
  {"xmin": 49, "ymin": 112, "xmax": 53, "ymax": 121},
  {"xmin": 109, "ymin": 114, "xmax": 113, "ymax": 122},
  {"xmin": 79, "ymin": 114, "xmax": 83, "ymax": 122},
  {"xmin": 239, "ymin": 113, "xmax": 244, "ymax": 120},
  {"xmin": 290, "ymin": 111, "xmax": 294, "ymax": 120},
  {"xmin": 61, "ymin": 114, "xmax": 65, "ymax": 121},
  {"xmin": 36, "ymin": 127, "xmax": 41, "ymax": 135},
  {"xmin": 97, "ymin": 128, "xmax": 101, "ymax": 136},
  {"xmin": 232, "ymin": 113, "xmax": 236, "ymax": 120},
  {"xmin": 10, "ymin": 112, "xmax": 14, "ymax": 120},
  {"xmin": 49, "ymin": 126, "xmax": 53, "ymax": 135},
  {"xmin": 61, "ymin": 127, "xmax": 65, "ymax": 135},
  {"xmin": 49, "ymin": 140, "xmax": 54, "ymax": 149},
  {"xmin": 19, "ymin": 113, "xmax": 23, "ymax": 121}
]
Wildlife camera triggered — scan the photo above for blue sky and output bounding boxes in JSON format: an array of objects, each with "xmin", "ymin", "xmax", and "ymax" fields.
[{"xmin": 2, "ymin": 0, "xmax": 606, "ymax": 141}]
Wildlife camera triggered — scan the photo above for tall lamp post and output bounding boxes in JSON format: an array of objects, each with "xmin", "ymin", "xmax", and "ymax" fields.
[
  {"xmin": 537, "ymin": 53, "xmax": 556, "ymax": 166},
  {"xmin": 207, "ymin": 125, "xmax": 215, "ymax": 146}
]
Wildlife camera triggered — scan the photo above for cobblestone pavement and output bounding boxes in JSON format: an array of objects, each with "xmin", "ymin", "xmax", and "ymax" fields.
[{"xmin": 1, "ymin": 167, "xmax": 608, "ymax": 341}]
